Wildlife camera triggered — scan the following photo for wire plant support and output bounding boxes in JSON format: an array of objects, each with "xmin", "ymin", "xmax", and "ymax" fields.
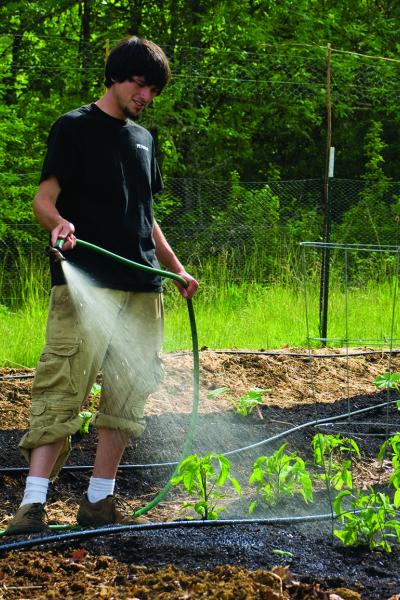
[{"xmin": 302, "ymin": 241, "xmax": 400, "ymax": 431}]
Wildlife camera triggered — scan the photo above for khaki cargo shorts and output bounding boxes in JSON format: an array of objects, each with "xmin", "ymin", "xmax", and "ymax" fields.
[{"xmin": 19, "ymin": 284, "xmax": 164, "ymax": 477}]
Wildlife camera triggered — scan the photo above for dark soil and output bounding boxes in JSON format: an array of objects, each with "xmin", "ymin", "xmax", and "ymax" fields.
[{"xmin": 0, "ymin": 351, "xmax": 400, "ymax": 599}]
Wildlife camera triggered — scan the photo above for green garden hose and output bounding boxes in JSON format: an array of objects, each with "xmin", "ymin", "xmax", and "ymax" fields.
[
  {"xmin": 0, "ymin": 238, "xmax": 200, "ymax": 534},
  {"xmin": 74, "ymin": 238, "xmax": 200, "ymax": 520}
]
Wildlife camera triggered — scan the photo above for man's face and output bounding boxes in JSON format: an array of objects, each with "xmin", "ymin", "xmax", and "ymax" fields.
[{"xmin": 112, "ymin": 75, "xmax": 160, "ymax": 120}]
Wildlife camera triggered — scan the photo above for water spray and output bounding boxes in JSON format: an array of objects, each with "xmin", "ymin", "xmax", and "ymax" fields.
[
  {"xmin": 0, "ymin": 237, "xmax": 200, "ymax": 538},
  {"xmin": 67, "ymin": 238, "xmax": 200, "ymax": 517}
]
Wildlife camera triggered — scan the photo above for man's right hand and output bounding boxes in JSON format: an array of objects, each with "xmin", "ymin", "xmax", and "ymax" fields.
[
  {"xmin": 33, "ymin": 176, "xmax": 76, "ymax": 250},
  {"xmin": 51, "ymin": 220, "xmax": 76, "ymax": 251}
]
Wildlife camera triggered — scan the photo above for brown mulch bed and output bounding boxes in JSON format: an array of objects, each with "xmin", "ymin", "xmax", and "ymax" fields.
[{"xmin": 0, "ymin": 349, "xmax": 400, "ymax": 599}]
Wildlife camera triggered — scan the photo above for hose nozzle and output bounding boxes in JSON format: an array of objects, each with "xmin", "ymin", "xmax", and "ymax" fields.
[{"xmin": 47, "ymin": 238, "xmax": 66, "ymax": 262}]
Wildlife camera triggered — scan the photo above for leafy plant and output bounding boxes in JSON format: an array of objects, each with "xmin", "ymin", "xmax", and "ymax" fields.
[
  {"xmin": 171, "ymin": 453, "xmax": 241, "ymax": 520},
  {"xmin": 374, "ymin": 372, "xmax": 400, "ymax": 409},
  {"xmin": 207, "ymin": 386, "xmax": 271, "ymax": 417},
  {"xmin": 248, "ymin": 443, "xmax": 313, "ymax": 511},
  {"xmin": 79, "ymin": 383, "xmax": 101, "ymax": 435},
  {"xmin": 333, "ymin": 488, "xmax": 400, "ymax": 552},
  {"xmin": 374, "ymin": 372, "xmax": 400, "ymax": 392},
  {"xmin": 312, "ymin": 433, "xmax": 361, "ymax": 491},
  {"xmin": 378, "ymin": 434, "xmax": 400, "ymax": 508}
]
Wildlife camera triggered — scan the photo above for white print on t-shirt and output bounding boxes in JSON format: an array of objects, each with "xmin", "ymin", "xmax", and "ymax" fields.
[{"xmin": 137, "ymin": 143, "xmax": 149, "ymax": 151}]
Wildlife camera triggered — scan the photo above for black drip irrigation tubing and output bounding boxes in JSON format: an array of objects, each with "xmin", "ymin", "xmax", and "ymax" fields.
[
  {"xmin": 3, "ymin": 349, "xmax": 400, "ymax": 381},
  {"xmin": 0, "ymin": 462, "xmax": 178, "ymax": 474},
  {"xmin": 223, "ymin": 397, "xmax": 400, "ymax": 458},
  {"xmin": 0, "ymin": 374, "xmax": 35, "ymax": 380},
  {"xmin": 1, "ymin": 395, "xmax": 398, "ymax": 477},
  {"xmin": 1, "ymin": 402, "xmax": 397, "ymax": 551},
  {"xmin": 0, "ymin": 513, "xmax": 357, "ymax": 553},
  {"xmin": 2, "ymin": 508, "xmax": 400, "ymax": 553},
  {"xmin": 208, "ymin": 349, "xmax": 400, "ymax": 358}
]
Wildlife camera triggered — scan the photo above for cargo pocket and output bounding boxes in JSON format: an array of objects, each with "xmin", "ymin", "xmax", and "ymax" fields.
[
  {"xmin": 32, "ymin": 341, "xmax": 81, "ymax": 397},
  {"xmin": 29, "ymin": 399, "xmax": 48, "ymax": 428},
  {"xmin": 29, "ymin": 398, "xmax": 77, "ymax": 430}
]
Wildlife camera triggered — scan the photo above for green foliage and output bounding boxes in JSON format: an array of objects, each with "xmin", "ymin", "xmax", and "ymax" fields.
[
  {"xmin": 334, "ymin": 120, "xmax": 396, "ymax": 250},
  {"xmin": 248, "ymin": 443, "xmax": 313, "ymax": 510},
  {"xmin": 78, "ymin": 384, "xmax": 102, "ymax": 435},
  {"xmin": 79, "ymin": 411, "xmax": 92, "ymax": 436},
  {"xmin": 374, "ymin": 372, "xmax": 400, "ymax": 391},
  {"xmin": 2, "ymin": 2, "xmax": 400, "ymax": 297},
  {"xmin": 171, "ymin": 453, "xmax": 241, "ymax": 520},
  {"xmin": 207, "ymin": 386, "xmax": 271, "ymax": 417},
  {"xmin": 232, "ymin": 388, "xmax": 271, "ymax": 416},
  {"xmin": 362, "ymin": 121, "xmax": 388, "ymax": 182},
  {"xmin": 333, "ymin": 488, "xmax": 400, "ymax": 552},
  {"xmin": 312, "ymin": 433, "xmax": 361, "ymax": 491},
  {"xmin": 374, "ymin": 372, "xmax": 400, "ymax": 410},
  {"xmin": 378, "ymin": 434, "xmax": 400, "ymax": 508},
  {"xmin": 1, "ymin": 1, "xmax": 400, "ymax": 201}
]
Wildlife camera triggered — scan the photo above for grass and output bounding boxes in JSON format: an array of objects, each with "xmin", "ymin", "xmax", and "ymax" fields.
[
  {"xmin": 163, "ymin": 278, "xmax": 400, "ymax": 352},
  {"xmin": 1, "ymin": 253, "xmax": 400, "ymax": 367},
  {"xmin": 163, "ymin": 281, "xmax": 310, "ymax": 351},
  {"xmin": 0, "ymin": 301, "xmax": 47, "ymax": 368},
  {"xmin": 0, "ymin": 252, "xmax": 49, "ymax": 368}
]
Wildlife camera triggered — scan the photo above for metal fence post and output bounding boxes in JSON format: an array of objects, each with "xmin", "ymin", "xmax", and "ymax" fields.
[{"xmin": 319, "ymin": 42, "xmax": 333, "ymax": 346}]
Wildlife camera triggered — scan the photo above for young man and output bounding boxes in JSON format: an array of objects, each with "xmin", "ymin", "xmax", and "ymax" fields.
[{"xmin": 6, "ymin": 36, "xmax": 198, "ymax": 534}]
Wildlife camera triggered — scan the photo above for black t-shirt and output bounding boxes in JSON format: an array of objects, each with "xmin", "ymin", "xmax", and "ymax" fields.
[{"xmin": 41, "ymin": 103, "xmax": 163, "ymax": 291}]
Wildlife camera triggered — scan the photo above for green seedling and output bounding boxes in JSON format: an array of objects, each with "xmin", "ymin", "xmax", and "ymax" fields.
[
  {"xmin": 312, "ymin": 433, "xmax": 360, "ymax": 491},
  {"xmin": 334, "ymin": 488, "xmax": 400, "ymax": 552},
  {"xmin": 171, "ymin": 452, "xmax": 241, "ymax": 520},
  {"xmin": 378, "ymin": 433, "xmax": 400, "ymax": 508},
  {"xmin": 373, "ymin": 371, "xmax": 400, "ymax": 391},
  {"xmin": 207, "ymin": 386, "xmax": 272, "ymax": 417},
  {"xmin": 78, "ymin": 383, "xmax": 101, "ymax": 435},
  {"xmin": 248, "ymin": 443, "xmax": 313, "ymax": 511},
  {"xmin": 374, "ymin": 372, "xmax": 400, "ymax": 409},
  {"xmin": 79, "ymin": 411, "xmax": 92, "ymax": 435},
  {"xmin": 271, "ymin": 549, "xmax": 294, "ymax": 558}
]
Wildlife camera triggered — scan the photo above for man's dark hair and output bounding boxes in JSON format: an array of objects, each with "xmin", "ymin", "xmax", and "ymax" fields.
[{"xmin": 104, "ymin": 36, "xmax": 171, "ymax": 92}]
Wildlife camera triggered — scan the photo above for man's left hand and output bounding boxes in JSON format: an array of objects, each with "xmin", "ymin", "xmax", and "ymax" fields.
[{"xmin": 174, "ymin": 272, "xmax": 199, "ymax": 299}]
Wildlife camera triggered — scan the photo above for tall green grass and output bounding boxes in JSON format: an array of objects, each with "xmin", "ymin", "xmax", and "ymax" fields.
[
  {"xmin": 1, "ymin": 252, "xmax": 400, "ymax": 367},
  {"xmin": 163, "ymin": 278, "xmax": 400, "ymax": 351},
  {"xmin": 0, "ymin": 252, "xmax": 49, "ymax": 368}
]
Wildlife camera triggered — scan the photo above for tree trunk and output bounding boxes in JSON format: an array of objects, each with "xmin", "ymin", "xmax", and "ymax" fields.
[{"xmin": 80, "ymin": 0, "xmax": 91, "ymax": 98}]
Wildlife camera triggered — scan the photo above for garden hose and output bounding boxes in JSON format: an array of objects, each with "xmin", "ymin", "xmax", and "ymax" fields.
[
  {"xmin": 0, "ymin": 238, "xmax": 200, "ymax": 536},
  {"xmin": 72, "ymin": 238, "xmax": 200, "ymax": 519}
]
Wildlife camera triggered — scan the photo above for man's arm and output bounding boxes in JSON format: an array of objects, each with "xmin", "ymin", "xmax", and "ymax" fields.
[
  {"xmin": 153, "ymin": 220, "xmax": 199, "ymax": 299},
  {"xmin": 33, "ymin": 176, "xmax": 76, "ymax": 250}
]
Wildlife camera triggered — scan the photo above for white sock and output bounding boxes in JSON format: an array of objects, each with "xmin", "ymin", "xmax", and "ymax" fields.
[
  {"xmin": 20, "ymin": 476, "xmax": 49, "ymax": 507},
  {"xmin": 87, "ymin": 477, "xmax": 116, "ymax": 503}
]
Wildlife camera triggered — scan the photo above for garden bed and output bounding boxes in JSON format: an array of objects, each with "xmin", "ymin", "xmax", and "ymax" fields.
[{"xmin": 0, "ymin": 350, "xmax": 400, "ymax": 599}]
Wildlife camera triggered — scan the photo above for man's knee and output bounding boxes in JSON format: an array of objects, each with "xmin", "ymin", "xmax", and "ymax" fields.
[{"xmin": 92, "ymin": 412, "xmax": 146, "ymax": 438}]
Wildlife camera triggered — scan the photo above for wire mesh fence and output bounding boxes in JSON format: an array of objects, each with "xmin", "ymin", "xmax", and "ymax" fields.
[{"xmin": 1, "ymin": 176, "xmax": 400, "ymax": 307}]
